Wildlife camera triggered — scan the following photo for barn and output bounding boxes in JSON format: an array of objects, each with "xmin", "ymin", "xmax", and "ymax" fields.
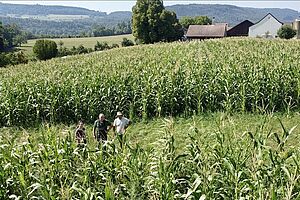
[
  {"xmin": 249, "ymin": 13, "xmax": 283, "ymax": 38},
  {"xmin": 227, "ymin": 20, "xmax": 254, "ymax": 37},
  {"xmin": 186, "ymin": 24, "xmax": 227, "ymax": 40}
]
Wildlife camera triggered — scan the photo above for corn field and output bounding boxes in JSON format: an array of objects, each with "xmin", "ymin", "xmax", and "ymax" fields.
[
  {"xmin": 1, "ymin": 114, "xmax": 300, "ymax": 199},
  {"xmin": 1, "ymin": 38, "xmax": 300, "ymax": 126}
]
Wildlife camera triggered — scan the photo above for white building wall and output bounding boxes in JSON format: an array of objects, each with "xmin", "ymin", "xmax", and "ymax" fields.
[
  {"xmin": 249, "ymin": 14, "xmax": 282, "ymax": 38},
  {"xmin": 294, "ymin": 20, "xmax": 300, "ymax": 39}
]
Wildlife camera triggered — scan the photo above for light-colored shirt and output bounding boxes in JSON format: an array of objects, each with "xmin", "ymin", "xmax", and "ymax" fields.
[{"xmin": 113, "ymin": 117, "xmax": 130, "ymax": 134}]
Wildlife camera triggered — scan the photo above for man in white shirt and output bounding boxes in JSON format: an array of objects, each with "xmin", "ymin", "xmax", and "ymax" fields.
[{"xmin": 113, "ymin": 111, "xmax": 131, "ymax": 148}]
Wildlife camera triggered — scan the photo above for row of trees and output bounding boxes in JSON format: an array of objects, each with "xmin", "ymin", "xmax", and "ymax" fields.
[
  {"xmin": 1, "ymin": 17, "xmax": 132, "ymax": 38},
  {"xmin": 92, "ymin": 21, "xmax": 132, "ymax": 37},
  {"xmin": 33, "ymin": 38, "xmax": 135, "ymax": 60}
]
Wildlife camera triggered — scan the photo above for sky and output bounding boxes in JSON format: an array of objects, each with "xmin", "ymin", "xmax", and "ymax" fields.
[{"xmin": 1, "ymin": 1, "xmax": 300, "ymax": 13}]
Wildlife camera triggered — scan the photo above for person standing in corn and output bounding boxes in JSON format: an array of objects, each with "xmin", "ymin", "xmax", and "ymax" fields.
[
  {"xmin": 93, "ymin": 113, "xmax": 112, "ymax": 142},
  {"xmin": 75, "ymin": 120, "xmax": 87, "ymax": 145},
  {"xmin": 113, "ymin": 112, "xmax": 131, "ymax": 147}
]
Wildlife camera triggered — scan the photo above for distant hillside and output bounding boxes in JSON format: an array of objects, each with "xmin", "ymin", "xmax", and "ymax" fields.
[
  {"xmin": 0, "ymin": 2, "xmax": 132, "ymax": 36},
  {"xmin": 166, "ymin": 4, "xmax": 300, "ymax": 26},
  {"xmin": 0, "ymin": 2, "xmax": 106, "ymax": 16},
  {"xmin": 0, "ymin": 2, "xmax": 299, "ymax": 36}
]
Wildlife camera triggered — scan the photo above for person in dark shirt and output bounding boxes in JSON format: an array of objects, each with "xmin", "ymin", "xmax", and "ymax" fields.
[
  {"xmin": 75, "ymin": 120, "xmax": 87, "ymax": 144},
  {"xmin": 93, "ymin": 113, "xmax": 112, "ymax": 142}
]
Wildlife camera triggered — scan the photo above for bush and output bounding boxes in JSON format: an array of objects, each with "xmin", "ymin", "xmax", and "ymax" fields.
[
  {"xmin": 33, "ymin": 40, "xmax": 58, "ymax": 60},
  {"xmin": 8, "ymin": 51, "xmax": 28, "ymax": 65},
  {"xmin": 0, "ymin": 53, "xmax": 9, "ymax": 67},
  {"xmin": 57, "ymin": 46, "xmax": 71, "ymax": 57},
  {"xmin": 121, "ymin": 38, "xmax": 134, "ymax": 47},
  {"xmin": 76, "ymin": 45, "xmax": 89, "ymax": 54},
  {"xmin": 94, "ymin": 41, "xmax": 110, "ymax": 51},
  {"xmin": 277, "ymin": 25, "xmax": 296, "ymax": 39},
  {"xmin": 110, "ymin": 43, "xmax": 119, "ymax": 49},
  {"xmin": 0, "ymin": 51, "xmax": 28, "ymax": 67}
]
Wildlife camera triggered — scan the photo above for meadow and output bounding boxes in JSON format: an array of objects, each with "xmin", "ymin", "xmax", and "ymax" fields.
[
  {"xmin": 19, "ymin": 34, "xmax": 134, "ymax": 55},
  {"xmin": 1, "ymin": 38, "xmax": 300, "ymax": 199}
]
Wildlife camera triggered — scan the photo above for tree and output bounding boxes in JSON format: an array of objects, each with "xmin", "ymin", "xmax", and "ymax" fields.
[
  {"xmin": 159, "ymin": 10, "xmax": 183, "ymax": 42},
  {"xmin": 33, "ymin": 39, "xmax": 58, "ymax": 60},
  {"xmin": 132, "ymin": 0, "xmax": 183, "ymax": 44},
  {"xmin": 3, "ymin": 24, "xmax": 22, "ymax": 48},
  {"xmin": 277, "ymin": 25, "xmax": 296, "ymax": 39},
  {"xmin": 180, "ymin": 16, "xmax": 212, "ymax": 29},
  {"xmin": 13, "ymin": 32, "xmax": 28, "ymax": 47},
  {"xmin": 0, "ymin": 22, "xmax": 3, "ymax": 51}
]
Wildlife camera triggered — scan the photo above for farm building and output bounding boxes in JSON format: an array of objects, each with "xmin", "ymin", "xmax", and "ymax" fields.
[
  {"xmin": 293, "ymin": 19, "xmax": 300, "ymax": 39},
  {"xmin": 249, "ymin": 13, "xmax": 283, "ymax": 38},
  {"xmin": 186, "ymin": 24, "xmax": 227, "ymax": 40},
  {"xmin": 227, "ymin": 20, "xmax": 254, "ymax": 37}
]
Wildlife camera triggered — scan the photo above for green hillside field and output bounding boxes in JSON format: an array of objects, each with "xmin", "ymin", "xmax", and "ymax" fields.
[
  {"xmin": 1, "ymin": 38, "xmax": 300, "ymax": 198},
  {"xmin": 19, "ymin": 34, "xmax": 134, "ymax": 55}
]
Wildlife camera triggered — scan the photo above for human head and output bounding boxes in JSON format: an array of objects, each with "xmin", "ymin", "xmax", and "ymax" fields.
[
  {"xmin": 78, "ymin": 120, "xmax": 84, "ymax": 128},
  {"xmin": 99, "ymin": 113, "xmax": 105, "ymax": 121},
  {"xmin": 116, "ymin": 111, "xmax": 123, "ymax": 119}
]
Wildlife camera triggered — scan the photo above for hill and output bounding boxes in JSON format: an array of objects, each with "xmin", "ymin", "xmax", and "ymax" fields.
[
  {"xmin": 0, "ymin": 3, "xmax": 132, "ymax": 36},
  {"xmin": 0, "ymin": 2, "xmax": 299, "ymax": 36},
  {"xmin": 0, "ymin": 2, "xmax": 106, "ymax": 16}
]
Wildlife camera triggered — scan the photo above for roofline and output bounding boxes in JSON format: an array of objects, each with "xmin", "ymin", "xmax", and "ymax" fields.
[
  {"xmin": 186, "ymin": 36, "xmax": 225, "ymax": 38},
  {"xmin": 229, "ymin": 20, "xmax": 254, "ymax": 29},
  {"xmin": 253, "ymin": 13, "xmax": 283, "ymax": 25}
]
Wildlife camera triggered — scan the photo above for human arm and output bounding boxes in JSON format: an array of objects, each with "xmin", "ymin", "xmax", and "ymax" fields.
[
  {"xmin": 93, "ymin": 121, "xmax": 97, "ymax": 139},
  {"xmin": 125, "ymin": 118, "xmax": 131, "ymax": 129}
]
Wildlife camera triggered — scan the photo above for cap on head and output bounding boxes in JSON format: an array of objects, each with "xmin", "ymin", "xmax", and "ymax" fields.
[{"xmin": 116, "ymin": 111, "xmax": 123, "ymax": 117}]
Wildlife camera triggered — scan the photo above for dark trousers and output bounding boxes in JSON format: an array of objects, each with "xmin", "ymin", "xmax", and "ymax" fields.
[{"xmin": 96, "ymin": 131, "xmax": 107, "ymax": 142}]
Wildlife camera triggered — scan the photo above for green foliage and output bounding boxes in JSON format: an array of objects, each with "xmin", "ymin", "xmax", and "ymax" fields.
[
  {"xmin": 0, "ymin": 51, "xmax": 28, "ymax": 67},
  {"xmin": 1, "ymin": 23, "xmax": 30, "ymax": 49},
  {"xmin": 132, "ymin": 0, "xmax": 183, "ymax": 44},
  {"xmin": 277, "ymin": 25, "xmax": 297, "ymax": 39},
  {"xmin": 121, "ymin": 38, "xmax": 134, "ymax": 47},
  {"xmin": 1, "ymin": 114, "xmax": 300, "ymax": 198},
  {"xmin": 110, "ymin": 43, "xmax": 119, "ymax": 48},
  {"xmin": 75, "ymin": 44, "xmax": 89, "ymax": 54},
  {"xmin": 0, "ymin": 21, "xmax": 3, "ymax": 51},
  {"xmin": 0, "ymin": 52, "xmax": 9, "ymax": 67},
  {"xmin": 57, "ymin": 42, "xmax": 119, "ymax": 58},
  {"xmin": 33, "ymin": 39, "xmax": 58, "ymax": 60},
  {"xmin": 2, "ymin": 23, "xmax": 22, "ymax": 48},
  {"xmin": 94, "ymin": 41, "xmax": 110, "ymax": 51},
  {"xmin": 179, "ymin": 16, "xmax": 212, "ymax": 29},
  {"xmin": 1, "ymin": 38, "xmax": 300, "ymax": 126},
  {"xmin": 6, "ymin": 51, "xmax": 28, "ymax": 65}
]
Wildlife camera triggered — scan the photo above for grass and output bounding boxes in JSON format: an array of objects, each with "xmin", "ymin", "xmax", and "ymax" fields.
[
  {"xmin": 1, "ymin": 112, "xmax": 300, "ymax": 198},
  {"xmin": 19, "ymin": 34, "xmax": 134, "ymax": 55}
]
